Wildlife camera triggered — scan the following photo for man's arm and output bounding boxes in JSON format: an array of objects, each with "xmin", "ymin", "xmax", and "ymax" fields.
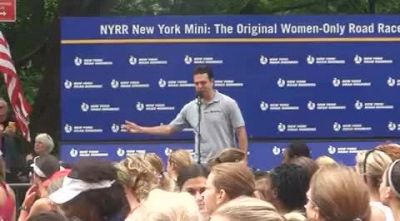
[
  {"xmin": 122, "ymin": 120, "xmax": 177, "ymax": 136},
  {"xmin": 236, "ymin": 126, "xmax": 248, "ymax": 155}
]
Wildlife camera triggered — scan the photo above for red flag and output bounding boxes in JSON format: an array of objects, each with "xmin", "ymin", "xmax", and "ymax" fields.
[{"xmin": 0, "ymin": 31, "xmax": 32, "ymax": 142}]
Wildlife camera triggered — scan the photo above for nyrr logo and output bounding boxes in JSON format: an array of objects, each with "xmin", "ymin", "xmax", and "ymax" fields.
[
  {"xmin": 277, "ymin": 123, "xmax": 286, "ymax": 132},
  {"xmin": 129, "ymin": 56, "xmax": 137, "ymax": 65},
  {"xmin": 184, "ymin": 55, "xmax": 193, "ymax": 64},
  {"xmin": 277, "ymin": 78, "xmax": 286, "ymax": 88},
  {"xmin": 306, "ymin": 55, "xmax": 315, "ymax": 64},
  {"xmin": 387, "ymin": 77, "xmax": 396, "ymax": 87},
  {"xmin": 354, "ymin": 100, "xmax": 364, "ymax": 110},
  {"xmin": 64, "ymin": 124, "xmax": 73, "ymax": 133},
  {"xmin": 158, "ymin": 78, "xmax": 167, "ymax": 88},
  {"xmin": 332, "ymin": 78, "xmax": 341, "ymax": 87},
  {"xmin": 260, "ymin": 101, "xmax": 269, "ymax": 111},
  {"xmin": 328, "ymin": 145, "xmax": 337, "ymax": 154},
  {"xmin": 136, "ymin": 102, "xmax": 145, "ymax": 111},
  {"xmin": 81, "ymin": 102, "xmax": 89, "ymax": 112},
  {"xmin": 354, "ymin": 55, "xmax": 363, "ymax": 64},
  {"xmin": 111, "ymin": 123, "xmax": 120, "ymax": 133},
  {"xmin": 388, "ymin": 121, "xmax": 397, "ymax": 131},
  {"xmin": 259, "ymin": 55, "xmax": 268, "ymax": 65},
  {"xmin": 307, "ymin": 101, "xmax": 316, "ymax": 110},
  {"xmin": 74, "ymin": 56, "xmax": 82, "ymax": 66},
  {"xmin": 110, "ymin": 79, "xmax": 120, "ymax": 89},
  {"xmin": 64, "ymin": 80, "xmax": 73, "ymax": 89},
  {"xmin": 333, "ymin": 122, "xmax": 342, "ymax": 132},
  {"xmin": 116, "ymin": 148, "xmax": 126, "ymax": 157},
  {"xmin": 272, "ymin": 146, "xmax": 281, "ymax": 155},
  {"xmin": 70, "ymin": 148, "xmax": 78, "ymax": 157}
]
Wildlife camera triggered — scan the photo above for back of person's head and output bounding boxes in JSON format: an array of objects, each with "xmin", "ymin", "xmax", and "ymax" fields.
[
  {"xmin": 309, "ymin": 165, "xmax": 370, "ymax": 221},
  {"xmin": 27, "ymin": 211, "xmax": 68, "ymax": 221},
  {"xmin": 210, "ymin": 196, "xmax": 284, "ymax": 221},
  {"xmin": 144, "ymin": 152, "xmax": 174, "ymax": 191},
  {"xmin": 253, "ymin": 171, "xmax": 271, "ymax": 201},
  {"xmin": 32, "ymin": 155, "xmax": 60, "ymax": 181},
  {"xmin": 380, "ymin": 159, "xmax": 400, "ymax": 205},
  {"xmin": 209, "ymin": 148, "xmax": 246, "ymax": 167},
  {"xmin": 49, "ymin": 159, "xmax": 128, "ymax": 221},
  {"xmin": 144, "ymin": 153, "xmax": 164, "ymax": 174},
  {"xmin": 116, "ymin": 154, "xmax": 158, "ymax": 201},
  {"xmin": 270, "ymin": 164, "xmax": 309, "ymax": 212},
  {"xmin": 377, "ymin": 143, "xmax": 400, "ymax": 161},
  {"xmin": 283, "ymin": 211, "xmax": 307, "ymax": 221},
  {"xmin": 35, "ymin": 133, "xmax": 55, "ymax": 154},
  {"xmin": 131, "ymin": 189, "xmax": 202, "ymax": 221},
  {"xmin": 355, "ymin": 149, "xmax": 392, "ymax": 188},
  {"xmin": 283, "ymin": 142, "xmax": 310, "ymax": 163},
  {"xmin": 211, "ymin": 162, "xmax": 255, "ymax": 199},
  {"xmin": 314, "ymin": 155, "xmax": 337, "ymax": 168},
  {"xmin": 288, "ymin": 156, "xmax": 319, "ymax": 178},
  {"xmin": 168, "ymin": 149, "xmax": 193, "ymax": 173},
  {"xmin": 177, "ymin": 164, "xmax": 209, "ymax": 190}
]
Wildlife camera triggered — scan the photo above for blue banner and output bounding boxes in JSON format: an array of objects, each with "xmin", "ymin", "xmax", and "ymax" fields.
[{"xmin": 60, "ymin": 15, "xmax": 400, "ymax": 167}]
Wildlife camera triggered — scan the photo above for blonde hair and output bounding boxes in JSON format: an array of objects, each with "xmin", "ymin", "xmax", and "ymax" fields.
[
  {"xmin": 143, "ymin": 153, "xmax": 174, "ymax": 191},
  {"xmin": 315, "ymin": 155, "xmax": 337, "ymax": 168},
  {"xmin": 355, "ymin": 149, "xmax": 392, "ymax": 188},
  {"xmin": 130, "ymin": 189, "xmax": 201, "ymax": 221},
  {"xmin": 211, "ymin": 196, "xmax": 284, "ymax": 221},
  {"xmin": 310, "ymin": 165, "xmax": 370, "ymax": 221},
  {"xmin": 168, "ymin": 149, "xmax": 193, "ymax": 173},
  {"xmin": 211, "ymin": 162, "xmax": 255, "ymax": 200},
  {"xmin": 35, "ymin": 133, "xmax": 55, "ymax": 153},
  {"xmin": 283, "ymin": 211, "xmax": 307, "ymax": 221},
  {"xmin": 116, "ymin": 155, "xmax": 158, "ymax": 201},
  {"xmin": 377, "ymin": 143, "xmax": 400, "ymax": 161},
  {"xmin": 209, "ymin": 148, "xmax": 246, "ymax": 166}
]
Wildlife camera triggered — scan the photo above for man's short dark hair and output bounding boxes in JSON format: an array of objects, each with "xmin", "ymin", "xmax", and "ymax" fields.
[
  {"xmin": 287, "ymin": 141, "xmax": 310, "ymax": 158},
  {"xmin": 193, "ymin": 65, "xmax": 214, "ymax": 80},
  {"xmin": 270, "ymin": 164, "xmax": 309, "ymax": 211},
  {"xmin": 177, "ymin": 164, "xmax": 209, "ymax": 190}
]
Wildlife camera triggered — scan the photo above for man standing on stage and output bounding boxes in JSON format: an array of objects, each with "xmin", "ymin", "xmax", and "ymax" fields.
[{"xmin": 123, "ymin": 65, "xmax": 248, "ymax": 164}]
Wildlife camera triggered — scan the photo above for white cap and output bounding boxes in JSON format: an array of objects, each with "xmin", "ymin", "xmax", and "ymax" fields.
[{"xmin": 49, "ymin": 176, "xmax": 115, "ymax": 204}]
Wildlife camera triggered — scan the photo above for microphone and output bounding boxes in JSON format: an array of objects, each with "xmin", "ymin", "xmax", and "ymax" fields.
[{"xmin": 196, "ymin": 91, "xmax": 203, "ymax": 105}]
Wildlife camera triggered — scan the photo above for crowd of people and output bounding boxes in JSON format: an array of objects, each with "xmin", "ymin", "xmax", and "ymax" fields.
[
  {"xmin": 0, "ymin": 142, "xmax": 399, "ymax": 221},
  {"xmin": 2, "ymin": 66, "xmax": 400, "ymax": 221}
]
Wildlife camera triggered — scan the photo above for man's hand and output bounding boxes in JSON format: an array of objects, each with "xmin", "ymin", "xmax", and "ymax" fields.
[{"xmin": 122, "ymin": 120, "xmax": 143, "ymax": 133}]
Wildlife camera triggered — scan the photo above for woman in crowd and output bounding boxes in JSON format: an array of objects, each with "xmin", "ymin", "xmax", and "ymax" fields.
[
  {"xmin": 202, "ymin": 162, "xmax": 255, "ymax": 216},
  {"xmin": 115, "ymin": 154, "xmax": 158, "ymax": 219},
  {"xmin": 208, "ymin": 148, "xmax": 246, "ymax": 167},
  {"xmin": 0, "ymin": 157, "xmax": 16, "ymax": 221},
  {"xmin": 144, "ymin": 152, "xmax": 174, "ymax": 191},
  {"xmin": 282, "ymin": 142, "xmax": 310, "ymax": 164},
  {"xmin": 314, "ymin": 155, "xmax": 337, "ymax": 168},
  {"xmin": 355, "ymin": 149, "xmax": 394, "ymax": 221},
  {"xmin": 49, "ymin": 159, "xmax": 128, "ymax": 221},
  {"xmin": 210, "ymin": 196, "xmax": 284, "ymax": 221},
  {"xmin": 305, "ymin": 165, "xmax": 370, "ymax": 221},
  {"xmin": 266, "ymin": 164, "xmax": 309, "ymax": 214},
  {"xmin": 377, "ymin": 143, "xmax": 400, "ymax": 161},
  {"xmin": 380, "ymin": 159, "xmax": 400, "ymax": 221},
  {"xmin": 129, "ymin": 189, "xmax": 202, "ymax": 221},
  {"xmin": 177, "ymin": 164, "xmax": 209, "ymax": 220},
  {"xmin": 166, "ymin": 149, "xmax": 193, "ymax": 182},
  {"xmin": 287, "ymin": 156, "xmax": 319, "ymax": 179}
]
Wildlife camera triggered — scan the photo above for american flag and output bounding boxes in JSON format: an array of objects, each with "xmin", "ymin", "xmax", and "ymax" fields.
[{"xmin": 0, "ymin": 31, "xmax": 32, "ymax": 142}]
